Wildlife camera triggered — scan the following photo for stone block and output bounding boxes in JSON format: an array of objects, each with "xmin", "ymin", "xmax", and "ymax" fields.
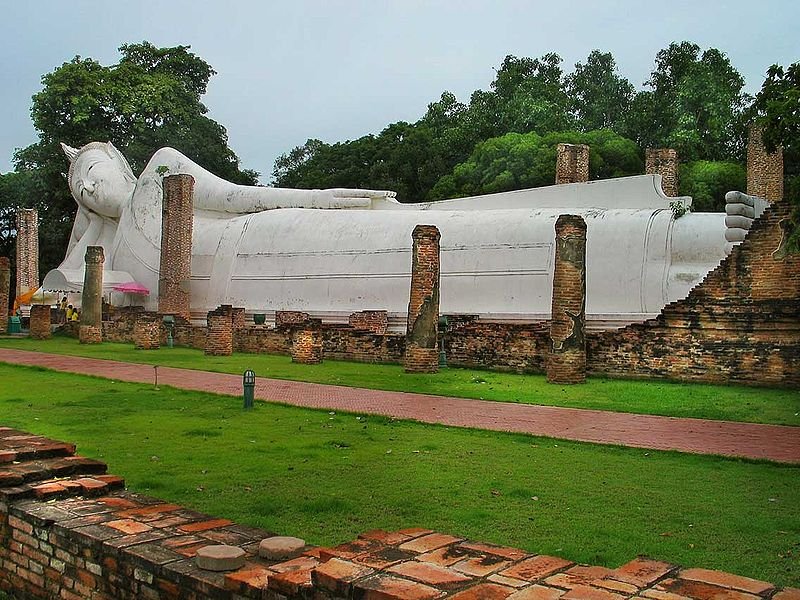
[
  {"xmin": 259, "ymin": 535, "xmax": 306, "ymax": 560},
  {"xmin": 195, "ymin": 544, "xmax": 245, "ymax": 572}
]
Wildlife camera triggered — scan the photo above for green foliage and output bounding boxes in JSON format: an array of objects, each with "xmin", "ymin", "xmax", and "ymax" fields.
[
  {"xmin": 624, "ymin": 42, "xmax": 748, "ymax": 162},
  {"xmin": 565, "ymin": 50, "xmax": 635, "ymax": 132},
  {"xmin": 1, "ymin": 363, "xmax": 798, "ymax": 586},
  {"xmin": 751, "ymin": 62, "xmax": 800, "ymax": 251},
  {"xmin": 5, "ymin": 42, "xmax": 257, "ymax": 278},
  {"xmin": 429, "ymin": 130, "xmax": 642, "ymax": 200},
  {"xmin": 679, "ymin": 161, "xmax": 746, "ymax": 212}
]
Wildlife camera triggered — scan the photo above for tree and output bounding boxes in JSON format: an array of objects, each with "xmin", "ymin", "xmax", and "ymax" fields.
[
  {"xmin": 679, "ymin": 161, "xmax": 746, "ymax": 212},
  {"xmin": 566, "ymin": 50, "xmax": 635, "ymax": 132},
  {"xmin": 625, "ymin": 42, "xmax": 748, "ymax": 161},
  {"xmin": 9, "ymin": 42, "xmax": 257, "ymax": 278},
  {"xmin": 428, "ymin": 130, "xmax": 641, "ymax": 200}
]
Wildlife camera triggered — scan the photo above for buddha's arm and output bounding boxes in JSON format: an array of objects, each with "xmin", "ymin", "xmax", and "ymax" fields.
[{"xmin": 143, "ymin": 148, "xmax": 396, "ymax": 213}]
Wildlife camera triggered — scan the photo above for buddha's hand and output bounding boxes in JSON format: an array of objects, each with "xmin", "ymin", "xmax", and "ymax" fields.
[
  {"xmin": 310, "ymin": 188, "xmax": 397, "ymax": 209},
  {"xmin": 724, "ymin": 191, "xmax": 769, "ymax": 242}
]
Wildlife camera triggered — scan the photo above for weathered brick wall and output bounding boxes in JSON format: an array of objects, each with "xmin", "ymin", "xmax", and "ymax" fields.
[
  {"xmin": 446, "ymin": 320, "xmax": 550, "ymax": 373},
  {"xmin": 645, "ymin": 148, "xmax": 679, "ymax": 197},
  {"xmin": 291, "ymin": 325, "xmax": 323, "ymax": 364},
  {"xmin": 0, "ymin": 257, "xmax": 9, "ymax": 334},
  {"xmin": 348, "ymin": 310, "xmax": 388, "ymax": 334},
  {"xmin": 747, "ymin": 124, "xmax": 783, "ymax": 202},
  {"xmin": 323, "ymin": 325, "xmax": 405, "ymax": 363},
  {"xmin": 158, "ymin": 174, "xmax": 194, "ymax": 319},
  {"xmin": 275, "ymin": 311, "xmax": 311, "ymax": 328},
  {"xmin": 79, "ymin": 246, "xmax": 104, "ymax": 345},
  {"xmin": 555, "ymin": 143, "xmax": 589, "ymax": 184},
  {"xmin": 15, "ymin": 208, "xmax": 38, "ymax": 297},
  {"xmin": 206, "ymin": 305, "xmax": 234, "ymax": 356},
  {"xmin": 134, "ymin": 315, "xmax": 161, "ymax": 349},
  {"xmin": 235, "ymin": 327, "xmax": 292, "ymax": 354},
  {"xmin": 1, "ymin": 427, "xmax": 793, "ymax": 600},
  {"xmin": 588, "ymin": 200, "xmax": 800, "ymax": 386},
  {"xmin": 404, "ymin": 225, "xmax": 440, "ymax": 373},
  {"xmin": 548, "ymin": 215, "xmax": 587, "ymax": 384},
  {"xmin": 28, "ymin": 305, "xmax": 51, "ymax": 340}
]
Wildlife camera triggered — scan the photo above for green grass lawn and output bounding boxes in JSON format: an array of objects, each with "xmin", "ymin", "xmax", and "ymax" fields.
[
  {"xmin": 0, "ymin": 363, "xmax": 797, "ymax": 587},
  {"xmin": 0, "ymin": 335, "xmax": 798, "ymax": 425}
]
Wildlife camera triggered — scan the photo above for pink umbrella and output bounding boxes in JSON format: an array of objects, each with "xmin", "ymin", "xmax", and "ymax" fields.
[{"xmin": 112, "ymin": 282, "xmax": 150, "ymax": 295}]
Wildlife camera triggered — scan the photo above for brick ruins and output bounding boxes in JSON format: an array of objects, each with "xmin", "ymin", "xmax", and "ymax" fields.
[
  {"xmin": 404, "ymin": 225, "xmax": 441, "ymax": 373},
  {"xmin": 158, "ymin": 174, "xmax": 194, "ymax": 320},
  {"xmin": 1, "ymin": 427, "xmax": 794, "ymax": 600},
  {"xmin": 645, "ymin": 148, "xmax": 679, "ymax": 197},
  {"xmin": 747, "ymin": 124, "xmax": 783, "ymax": 202},
  {"xmin": 0, "ymin": 258, "xmax": 9, "ymax": 334},
  {"xmin": 79, "ymin": 246, "xmax": 104, "ymax": 345},
  {"xmin": 15, "ymin": 208, "xmax": 38, "ymax": 298},
  {"xmin": 28, "ymin": 305, "xmax": 51, "ymax": 341},
  {"xmin": 555, "ymin": 143, "xmax": 589, "ymax": 184}
]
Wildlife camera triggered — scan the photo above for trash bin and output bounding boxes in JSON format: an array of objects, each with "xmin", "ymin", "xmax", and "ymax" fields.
[{"xmin": 8, "ymin": 316, "xmax": 21, "ymax": 334}]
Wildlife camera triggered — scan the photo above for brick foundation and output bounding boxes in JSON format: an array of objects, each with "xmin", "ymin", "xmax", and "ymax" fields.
[
  {"xmin": 1, "ymin": 427, "xmax": 793, "ymax": 600},
  {"xmin": 555, "ymin": 143, "xmax": 589, "ymax": 184},
  {"xmin": 292, "ymin": 325, "xmax": 323, "ymax": 364},
  {"xmin": 15, "ymin": 208, "xmax": 38, "ymax": 298},
  {"xmin": 404, "ymin": 225, "xmax": 440, "ymax": 373},
  {"xmin": 348, "ymin": 310, "xmax": 389, "ymax": 334},
  {"xmin": 134, "ymin": 315, "xmax": 161, "ymax": 350},
  {"xmin": 28, "ymin": 305, "xmax": 51, "ymax": 340},
  {"xmin": 645, "ymin": 148, "xmax": 679, "ymax": 197},
  {"xmin": 276, "ymin": 311, "xmax": 312, "ymax": 328},
  {"xmin": 0, "ymin": 257, "xmax": 9, "ymax": 334},
  {"xmin": 206, "ymin": 305, "xmax": 234, "ymax": 356},
  {"xmin": 78, "ymin": 325, "xmax": 103, "ymax": 345},
  {"xmin": 158, "ymin": 174, "xmax": 194, "ymax": 319},
  {"xmin": 548, "ymin": 215, "xmax": 587, "ymax": 384},
  {"xmin": 747, "ymin": 124, "xmax": 783, "ymax": 202}
]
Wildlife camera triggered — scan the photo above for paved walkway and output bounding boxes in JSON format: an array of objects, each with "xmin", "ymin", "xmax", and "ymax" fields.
[{"xmin": 1, "ymin": 348, "xmax": 798, "ymax": 464}]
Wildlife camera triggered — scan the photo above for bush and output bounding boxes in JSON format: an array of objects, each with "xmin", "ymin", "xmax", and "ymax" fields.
[{"xmin": 678, "ymin": 160, "xmax": 746, "ymax": 212}]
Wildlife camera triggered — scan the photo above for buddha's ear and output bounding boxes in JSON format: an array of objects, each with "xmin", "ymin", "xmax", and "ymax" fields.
[
  {"xmin": 61, "ymin": 143, "xmax": 80, "ymax": 162},
  {"xmin": 106, "ymin": 142, "xmax": 136, "ymax": 182}
]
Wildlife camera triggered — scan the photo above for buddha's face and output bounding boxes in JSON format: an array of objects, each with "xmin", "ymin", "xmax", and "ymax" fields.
[{"xmin": 64, "ymin": 142, "xmax": 136, "ymax": 219}]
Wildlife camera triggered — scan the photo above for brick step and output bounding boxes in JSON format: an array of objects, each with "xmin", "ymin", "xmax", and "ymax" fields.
[
  {"xmin": 0, "ymin": 473, "xmax": 124, "ymax": 502},
  {"xmin": 0, "ymin": 427, "xmax": 77, "ymax": 461},
  {"xmin": 0, "ymin": 455, "xmax": 107, "ymax": 487}
]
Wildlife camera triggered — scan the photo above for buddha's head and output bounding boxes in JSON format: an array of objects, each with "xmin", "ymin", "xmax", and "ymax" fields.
[{"xmin": 61, "ymin": 141, "xmax": 137, "ymax": 219}]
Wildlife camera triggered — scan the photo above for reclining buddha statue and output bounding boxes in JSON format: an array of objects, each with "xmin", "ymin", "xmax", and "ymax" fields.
[{"xmin": 43, "ymin": 141, "xmax": 765, "ymax": 329}]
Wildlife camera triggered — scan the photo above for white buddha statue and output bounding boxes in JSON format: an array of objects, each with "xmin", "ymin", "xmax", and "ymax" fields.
[{"xmin": 44, "ymin": 141, "xmax": 761, "ymax": 329}]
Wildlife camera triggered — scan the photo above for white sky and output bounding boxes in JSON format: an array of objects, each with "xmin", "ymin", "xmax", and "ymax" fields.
[{"xmin": 1, "ymin": 0, "xmax": 797, "ymax": 181}]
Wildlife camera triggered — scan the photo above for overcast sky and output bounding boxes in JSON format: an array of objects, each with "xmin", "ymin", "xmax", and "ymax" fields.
[{"xmin": 1, "ymin": 0, "xmax": 797, "ymax": 180}]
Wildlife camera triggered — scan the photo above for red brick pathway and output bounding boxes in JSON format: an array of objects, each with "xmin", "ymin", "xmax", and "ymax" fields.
[{"xmin": 1, "ymin": 348, "xmax": 798, "ymax": 464}]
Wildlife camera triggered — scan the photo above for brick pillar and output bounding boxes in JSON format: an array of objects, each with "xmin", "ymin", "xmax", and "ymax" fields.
[
  {"xmin": 231, "ymin": 307, "xmax": 246, "ymax": 330},
  {"xmin": 291, "ymin": 325, "xmax": 323, "ymax": 364},
  {"xmin": 29, "ymin": 304, "xmax": 51, "ymax": 340},
  {"xmin": 645, "ymin": 148, "xmax": 679, "ymax": 197},
  {"xmin": 79, "ymin": 246, "xmax": 104, "ymax": 344},
  {"xmin": 548, "ymin": 215, "xmax": 587, "ymax": 384},
  {"xmin": 404, "ymin": 225, "xmax": 440, "ymax": 373},
  {"xmin": 555, "ymin": 144, "xmax": 590, "ymax": 185},
  {"xmin": 747, "ymin": 124, "xmax": 783, "ymax": 202},
  {"xmin": 0, "ymin": 257, "xmax": 9, "ymax": 334},
  {"xmin": 134, "ymin": 315, "xmax": 161, "ymax": 350},
  {"xmin": 15, "ymin": 208, "xmax": 39, "ymax": 297},
  {"xmin": 205, "ymin": 305, "xmax": 233, "ymax": 356},
  {"xmin": 158, "ymin": 174, "xmax": 194, "ymax": 319}
]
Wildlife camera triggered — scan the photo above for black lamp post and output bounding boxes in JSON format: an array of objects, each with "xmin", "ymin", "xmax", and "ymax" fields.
[{"xmin": 243, "ymin": 369, "xmax": 256, "ymax": 409}]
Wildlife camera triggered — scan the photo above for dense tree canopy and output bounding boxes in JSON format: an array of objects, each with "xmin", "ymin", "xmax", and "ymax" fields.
[
  {"xmin": 4, "ymin": 42, "xmax": 257, "ymax": 282},
  {"xmin": 274, "ymin": 43, "xmax": 755, "ymax": 208}
]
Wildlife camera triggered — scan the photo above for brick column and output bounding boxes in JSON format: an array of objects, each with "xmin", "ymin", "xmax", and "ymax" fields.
[
  {"xmin": 291, "ymin": 325, "xmax": 323, "ymax": 364},
  {"xmin": 15, "ymin": 208, "xmax": 39, "ymax": 297},
  {"xmin": 231, "ymin": 307, "xmax": 246, "ymax": 330},
  {"xmin": 205, "ymin": 305, "xmax": 233, "ymax": 356},
  {"xmin": 158, "ymin": 174, "xmax": 194, "ymax": 319},
  {"xmin": 79, "ymin": 246, "xmax": 104, "ymax": 344},
  {"xmin": 0, "ymin": 257, "xmax": 9, "ymax": 334},
  {"xmin": 404, "ymin": 225, "xmax": 440, "ymax": 373},
  {"xmin": 548, "ymin": 215, "xmax": 587, "ymax": 384},
  {"xmin": 134, "ymin": 315, "xmax": 161, "ymax": 350},
  {"xmin": 555, "ymin": 144, "xmax": 590, "ymax": 184},
  {"xmin": 29, "ymin": 304, "xmax": 51, "ymax": 340},
  {"xmin": 645, "ymin": 148, "xmax": 679, "ymax": 197},
  {"xmin": 747, "ymin": 124, "xmax": 783, "ymax": 202}
]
